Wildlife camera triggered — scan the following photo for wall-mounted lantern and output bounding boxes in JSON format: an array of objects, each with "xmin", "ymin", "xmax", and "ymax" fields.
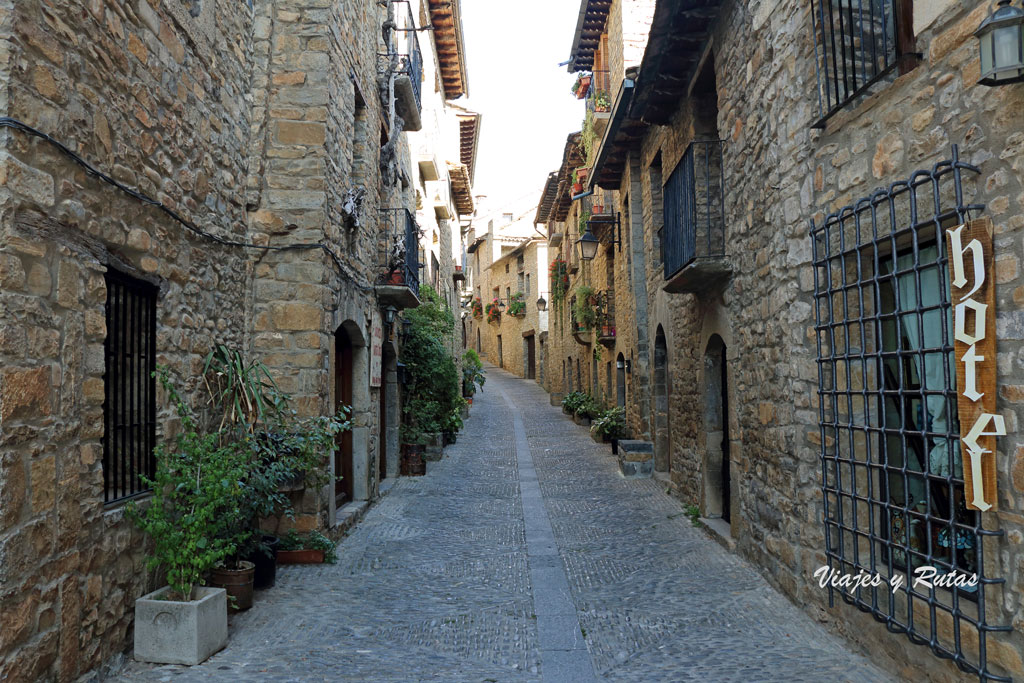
[
  {"xmin": 976, "ymin": 0, "xmax": 1024, "ymax": 85},
  {"xmin": 537, "ymin": 295, "xmax": 548, "ymax": 312},
  {"xmin": 577, "ymin": 229, "xmax": 600, "ymax": 261}
]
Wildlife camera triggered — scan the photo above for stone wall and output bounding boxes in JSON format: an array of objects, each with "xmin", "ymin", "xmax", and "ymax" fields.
[{"xmin": 0, "ymin": 1, "xmax": 255, "ymax": 679}]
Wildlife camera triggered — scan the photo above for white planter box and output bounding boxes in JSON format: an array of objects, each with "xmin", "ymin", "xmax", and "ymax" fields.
[{"xmin": 134, "ymin": 586, "xmax": 228, "ymax": 665}]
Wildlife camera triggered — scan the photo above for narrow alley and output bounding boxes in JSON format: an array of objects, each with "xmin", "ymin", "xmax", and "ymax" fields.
[{"xmin": 123, "ymin": 366, "xmax": 888, "ymax": 682}]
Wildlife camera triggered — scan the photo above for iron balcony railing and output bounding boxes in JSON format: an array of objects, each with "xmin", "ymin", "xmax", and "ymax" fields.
[
  {"xmin": 662, "ymin": 139, "xmax": 726, "ymax": 279},
  {"xmin": 379, "ymin": 208, "xmax": 421, "ymax": 294},
  {"xmin": 586, "ymin": 69, "xmax": 612, "ymax": 114},
  {"xmin": 398, "ymin": 16, "xmax": 423, "ymax": 111},
  {"xmin": 596, "ymin": 290, "xmax": 615, "ymax": 341}
]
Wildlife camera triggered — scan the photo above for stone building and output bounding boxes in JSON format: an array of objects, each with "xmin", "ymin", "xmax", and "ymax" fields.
[
  {"xmin": 464, "ymin": 202, "xmax": 548, "ymax": 373},
  {"xmin": 0, "ymin": 0, "xmax": 472, "ymax": 679},
  {"xmin": 537, "ymin": 0, "xmax": 1024, "ymax": 680}
]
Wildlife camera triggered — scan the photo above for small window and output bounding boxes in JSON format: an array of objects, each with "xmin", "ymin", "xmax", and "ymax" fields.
[
  {"xmin": 103, "ymin": 270, "xmax": 158, "ymax": 504},
  {"xmin": 811, "ymin": 0, "xmax": 915, "ymax": 126}
]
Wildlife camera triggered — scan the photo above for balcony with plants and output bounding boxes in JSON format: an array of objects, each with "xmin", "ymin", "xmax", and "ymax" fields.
[
  {"xmin": 376, "ymin": 208, "xmax": 422, "ymax": 309},
  {"xmin": 391, "ymin": 7, "xmax": 423, "ymax": 132}
]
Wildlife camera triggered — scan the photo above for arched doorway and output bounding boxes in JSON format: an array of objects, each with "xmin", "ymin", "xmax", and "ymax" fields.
[
  {"xmin": 616, "ymin": 353, "xmax": 626, "ymax": 407},
  {"xmin": 703, "ymin": 334, "xmax": 730, "ymax": 523},
  {"xmin": 335, "ymin": 326, "xmax": 354, "ymax": 504},
  {"xmin": 654, "ymin": 326, "xmax": 670, "ymax": 472}
]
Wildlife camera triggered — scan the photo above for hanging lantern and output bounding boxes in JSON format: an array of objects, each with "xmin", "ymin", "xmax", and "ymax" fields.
[
  {"xmin": 976, "ymin": 0, "xmax": 1024, "ymax": 86},
  {"xmin": 577, "ymin": 229, "xmax": 600, "ymax": 261}
]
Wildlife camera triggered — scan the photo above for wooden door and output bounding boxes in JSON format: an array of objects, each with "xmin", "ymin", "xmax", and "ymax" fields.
[{"xmin": 335, "ymin": 328, "xmax": 354, "ymax": 503}]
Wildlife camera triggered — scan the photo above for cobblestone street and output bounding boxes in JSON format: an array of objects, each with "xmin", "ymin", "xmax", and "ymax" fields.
[{"xmin": 123, "ymin": 366, "xmax": 890, "ymax": 682}]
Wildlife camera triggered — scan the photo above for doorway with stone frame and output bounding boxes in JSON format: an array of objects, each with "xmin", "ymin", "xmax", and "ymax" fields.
[
  {"xmin": 702, "ymin": 334, "xmax": 730, "ymax": 525},
  {"xmin": 653, "ymin": 326, "xmax": 670, "ymax": 472}
]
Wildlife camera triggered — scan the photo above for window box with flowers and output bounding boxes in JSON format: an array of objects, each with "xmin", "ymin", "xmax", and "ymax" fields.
[
  {"xmin": 485, "ymin": 299, "xmax": 501, "ymax": 324},
  {"xmin": 508, "ymin": 292, "xmax": 526, "ymax": 317},
  {"xmin": 471, "ymin": 296, "xmax": 483, "ymax": 319}
]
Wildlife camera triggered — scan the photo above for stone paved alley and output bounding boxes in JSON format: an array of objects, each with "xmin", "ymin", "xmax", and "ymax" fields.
[{"xmin": 123, "ymin": 366, "xmax": 890, "ymax": 682}]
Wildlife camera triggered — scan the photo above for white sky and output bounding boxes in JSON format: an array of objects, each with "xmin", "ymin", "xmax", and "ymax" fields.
[{"xmin": 459, "ymin": 0, "xmax": 584, "ymax": 216}]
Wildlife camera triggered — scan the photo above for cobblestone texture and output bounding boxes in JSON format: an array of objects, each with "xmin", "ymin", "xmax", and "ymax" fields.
[{"xmin": 121, "ymin": 366, "xmax": 891, "ymax": 682}]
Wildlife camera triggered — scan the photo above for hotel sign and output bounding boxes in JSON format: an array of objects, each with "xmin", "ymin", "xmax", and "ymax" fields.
[{"xmin": 947, "ymin": 217, "xmax": 1001, "ymax": 511}]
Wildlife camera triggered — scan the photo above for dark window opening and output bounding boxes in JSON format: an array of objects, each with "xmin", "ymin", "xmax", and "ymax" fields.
[
  {"xmin": 102, "ymin": 269, "xmax": 157, "ymax": 505},
  {"xmin": 811, "ymin": 0, "xmax": 917, "ymax": 127}
]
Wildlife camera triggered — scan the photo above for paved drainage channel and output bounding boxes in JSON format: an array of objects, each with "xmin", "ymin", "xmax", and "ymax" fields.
[{"xmin": 499, "ymin": 386, "xmax": 598, "ymax": 683}]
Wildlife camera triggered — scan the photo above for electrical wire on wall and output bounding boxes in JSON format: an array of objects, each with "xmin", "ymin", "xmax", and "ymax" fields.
[{"xmin": 0, "ymin": 117, "xmax": 373, "ymax": 293}]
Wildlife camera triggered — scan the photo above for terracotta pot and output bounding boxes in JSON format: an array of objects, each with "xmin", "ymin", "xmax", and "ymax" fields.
[
  {"xmin": 209, "ymin": 561, "xmax": 255, "ymax": 613},
  {"xmin": 593, "ymin": 205, "xmax": 604, "ymax": 214},
  {"xmin": 387, "ymin": 270, "xmax": 405, "ymax": 285},
  {"xmin": 572, "ymin": 182, "xmax": 583, "ymax": 194},
  {"xmin": 277, "ymin": 549, "xmax": 325, "ymax": 564}
]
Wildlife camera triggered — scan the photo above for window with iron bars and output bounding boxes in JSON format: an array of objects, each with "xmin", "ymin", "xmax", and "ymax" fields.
[
  {"xmin": 810, "ymin": 146, "xmax": 1010, "ymax": 680},
  {"xmin": 810, "ymin": 0, "xmax": 916, "ymax": 127},
  {"xmin": 102, "ymin": 270, "xmax": 158, "ymax": 505}
]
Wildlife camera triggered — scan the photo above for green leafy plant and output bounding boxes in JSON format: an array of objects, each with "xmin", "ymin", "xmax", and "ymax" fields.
[
  {"xmin": 593, "ymin": 89, "xmax": 611, "ymax": 112},
  {"xmin": 591, "ymin": 407, "xmax": 627, "ymax": 440},
  {"xmin": 575, "ymin": 394, "xmax": 601, "ymax": 419},
  {"xmin": 203, "ymin": 344, "xmax": 286, "ymax": 434},
  {"xmin": 549, "ymin": 259, "xmax": 569, "ymax": 308},
  {"xmin": 462, "ymin": 349, "xmax": 486, "ymax": 397},
  {"xmin": 401, "ymin": 285, "xmax": 462, "ymax": 436},
  {"xmin": 684, "ymin": 504, "xmax": 702, "ymax": 527},
  {"xmin": 577, "ymin": 210, "xmax": 592, "ymax": 236},
  {"xmin": 561, "ymin": 391, "xmax": 590, "ymax": 414},
  {"xmin": 471, "ymin": 296, "xmax": 483, "ymax": 319},
  {"xmin": 127, "ymin": 368, "xmax": 251, "ymax": 601},
  {"xmin": 573, "ymin": 286, "xmax": 598, "ymax": 330},
  {"xmin": 508, "ymin": 292, "xmax": 526, "ymax": 317},
  {"xmin": 279, "ymin": 529, "xmax": 337, "ymax": 564}
]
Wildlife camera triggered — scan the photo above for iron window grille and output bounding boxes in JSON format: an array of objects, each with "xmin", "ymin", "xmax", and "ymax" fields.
[
  {"xmin": 811, "ymin": 0, "xmax": 915, "ymax": 127},
  {"xmin": 662, "ymin": 139, "xmax": 725, "ymax": 280},
  {"xmin": 810, "ymin": 146, "xmax": 1011, "ymax": 681},
  {"xmin": 102, "ymin": 269, "xmax": 157, "ymax": 505}
]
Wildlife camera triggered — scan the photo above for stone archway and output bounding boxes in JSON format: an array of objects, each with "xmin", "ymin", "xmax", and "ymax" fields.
[
  {"xmin": 703, "ymin": 334, "xmax": 730, "ymax": 524},
  {"xmin": 653, "ymin": 326, "xmax": 670, "ymax": 472}
]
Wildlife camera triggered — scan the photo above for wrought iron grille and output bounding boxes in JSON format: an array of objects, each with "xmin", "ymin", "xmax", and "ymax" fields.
[
  {"xmin": 379, "ymin": 208, "xmax": 421, "ymax": 294},
  {"xmin": 810, "ymin": 146, "xmax": 1011, "ymax": 681},
  {"xmin": 102, "ymin": 270, "xmax": 157, "ymax": 504},
  {"xmin": 662, "ymin": 140, "xmax": 725, "ymax": 279},
  {"xmin": 597, "ymin": 290, "xmax": 616, "ymax": 341},
  {"xmin": 811, "ymin": 0, "xmax": 901, "ymax": 125}
]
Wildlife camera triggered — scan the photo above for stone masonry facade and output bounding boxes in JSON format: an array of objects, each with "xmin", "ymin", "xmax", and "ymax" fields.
[
  {"xmin": 0, "ymin": 0, "xmax": 471, "ymax": 680},
  {"xmin": 535, "ymin": 0, "xmax": 1024, "ymax": 680}
]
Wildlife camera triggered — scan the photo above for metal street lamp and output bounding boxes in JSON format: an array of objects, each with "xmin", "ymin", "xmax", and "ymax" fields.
[
  {"xmin": 976, "ymin": 0, "xmax": 1024, "ymax": 86},
  {"xmin": 577, "ymin": 229, "xmax": 600, "ymax": 261},
  {"xmin": 383, "ymin": 305, "xmax": 398, "ymax": 327},
  {"xmin": 537, "ymin": 295, "xmax": 548, "ymax": 312}
]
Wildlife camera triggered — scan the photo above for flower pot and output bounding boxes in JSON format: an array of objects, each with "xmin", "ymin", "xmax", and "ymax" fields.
[
  {"xmin": 134, "ymin": 586, "xmax": 228, "ymax": 665},
  {"xmin": 572, "ymin": 182, "xmax": 583, "ymax": 194},
  {"xmin": 247, "ymin": 535, "xmax": 280, "ymax": 590},
  {"xmin": 574, "ymin": 413, "xmax": 592, "ymax": 427},
  {"xmin": 576, "ymin": 167, "xmax": 589, "ymax": 181},
  {"xmin": 592, "ymin": 204, "xmax": 604, "ymax": 214},
  {"xmin": 401, "ymin": 444, "xmax": 426, "ymax": 476},
  {"xmin": 387, "ymin": 270, "xmax": 405, "ymax": 285},
  {"xmin": 277, "ymin": 548, "xmax": 325, "ymax": 564},
  {"xmin": 209, "ymin": 561, "xmax": 255, "ymax": 613}
]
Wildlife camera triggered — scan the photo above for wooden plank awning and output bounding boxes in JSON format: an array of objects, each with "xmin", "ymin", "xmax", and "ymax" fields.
[
  {"xmin": 568, "ymin": 0, "xmax": 613, "ymax": 72},
  {"xmin": 427, "ymin": 0, "xmax": 469, "ymax": 99},
  {"xmin": 457, "ymin": 112, "xmax": 481, "ymax": 181},
  {"xmin": 448, "ymin": 162, "xmax": 474, "ymax": 216},
  {"xmin": 631, "ymin": 0, "xmax": 723, "ymax": 125},
  {"xmin": 549, "ymin": 133, "xmax": 585, "ymax": 223},
  {"xmin": 534, "ymin": 172, "xmax": 560, "ymax": 224}
]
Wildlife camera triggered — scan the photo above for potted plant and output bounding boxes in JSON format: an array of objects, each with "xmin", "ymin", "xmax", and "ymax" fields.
[
  {"xmin": 276, "ymin": 529, "xmax": 337, "ymax": 564},
  {"xmin": 485, "ymin": 299, "xmax": 502, "ymax": 324},
  {"xmin": 573, "ymin": 287, "xmax": 599, "ymax": 330},
  {"xmin": 571, "ymin": 72, "xmax": 592, "ymax": 99},
  {"xmin": 508, "ymin": 292, "xmax": 526, "ymax": 317},
  {"xmin": 593, "ymin": 89, "xmax": 611, "ymax": 112},
  {"xmin": 471, "ymin": 296, "xmax": 483, "ymax": 319},
  {"xmin": 561, "ymin": 391, "xmax": 587, "ymax": 416},
  {"xmin": 591, "ymin": 407, "xmax": 627, "ymax": 453},
  {"xmin": 462, "ymin": 349, "xmax": 486, "ymax": 400},
  {"xmin": 400, "ymin": 425, "xmax": 427, "ymax": 476},
  {"xmin": 200, "ymin": 345, "xmax": 351, "ymax": 608},
  {"xmin": 574, "ymin": 394, "xmax": 599, "ymax": 426},
  {"xmin": 128, "ymin": 369, "xmax": 247, "ymax": 665}
]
